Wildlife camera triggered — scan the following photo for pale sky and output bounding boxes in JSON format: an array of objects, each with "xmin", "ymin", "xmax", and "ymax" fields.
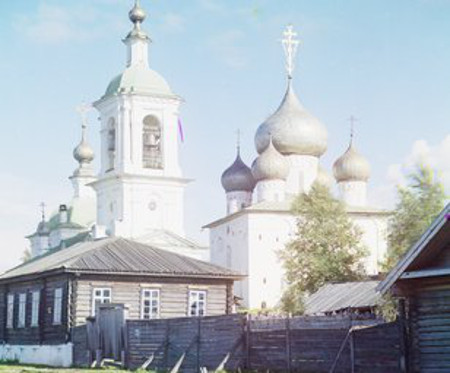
[{"xmin": 1, "ymin": 0, "xmax": 450, "ymax": 272}]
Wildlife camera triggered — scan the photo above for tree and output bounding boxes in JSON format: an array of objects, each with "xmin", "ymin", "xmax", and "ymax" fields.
[
  {"xmin": 279, "ymin": 184, "xmax": 367, "ymax": 314},
  {"xmin": 383, "ymin": 164, "xmax": 446, "ymax": 271}
]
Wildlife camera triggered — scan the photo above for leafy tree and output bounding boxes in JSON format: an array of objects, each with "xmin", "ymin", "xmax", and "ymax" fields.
[
  {"xmin": 383, "ymin": 164, "xmax": 446, "ymax": 271},
  {"xmin": 279, "ymin": 184, "xmax": 367, "ymax": 314}
]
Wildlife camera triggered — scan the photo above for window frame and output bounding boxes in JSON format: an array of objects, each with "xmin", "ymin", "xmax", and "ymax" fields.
[
  {"xmin": 6, "ymin": 294, "xmax": 14, "ymax": 329},
  {"xmin": 31, "ymin": 290, "xmax": 40, "ymax": 327},
  {"xmin": 188, "ymin": 290, "xmax": 207, "ymax": 317},
  {"xmin": 92, "ymin": 287, "xmax": 112, "ymax": 316},
  {"xmin": 53, "ymin": 288, "xmax": 63, "ymax": 325},
  {"xmin": 18, "ymin": 293, "xmax": 26, "ymax": 328},
  {"xmin": 140, "ymin": 288, "xmax": 160, "ymax": 320}
]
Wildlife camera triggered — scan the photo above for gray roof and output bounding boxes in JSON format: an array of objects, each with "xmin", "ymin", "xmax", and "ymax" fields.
[
  {"xmin": 305, "ymin": 281, "xmax": 380, "ymax": 315},
  {"xmin": 1, "ymin": 237, "xmax": 242, "ymax": 281}
]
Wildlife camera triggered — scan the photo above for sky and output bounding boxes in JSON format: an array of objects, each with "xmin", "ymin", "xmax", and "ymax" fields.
[{"xmin": 1, "ymin": 0, "xmax": 450, "ymax": 272}]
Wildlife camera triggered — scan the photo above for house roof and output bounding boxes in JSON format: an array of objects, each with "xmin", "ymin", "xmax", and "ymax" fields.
[
  {"xmin": 305, "ymin": 280, "xmax": 380, "ymax": 315},
  {"xmin": 203, "ymin": 199, "xmax": 391, "ymax": 229},
  {"xmin": 0, "ymin": 237, "xmax": 243, "ymax": 281},
  {"xmin": 378, "ymin": 203, "xmax": 450, "ymax": 294}
]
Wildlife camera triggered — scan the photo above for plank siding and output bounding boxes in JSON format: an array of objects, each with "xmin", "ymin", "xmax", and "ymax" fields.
[{"xmin": 73, "ymin": 276, "xmax": 231, "ymax": 325}]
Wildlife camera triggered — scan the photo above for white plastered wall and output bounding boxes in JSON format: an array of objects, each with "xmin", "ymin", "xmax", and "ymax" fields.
[{"xmin": 0, "ymin": 344, "xmax": 73, "ymax": 367}]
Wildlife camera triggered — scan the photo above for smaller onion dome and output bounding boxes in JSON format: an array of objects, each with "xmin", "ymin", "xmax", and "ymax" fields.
[
  {"xmin": 37, "ymin": 220, "xmax": 50, "ymax": 236},
  {"xmin": 221, "ymin": 150, "xmax": 255, "ymax": 192},
  {"xmin": 73, "ymin": 125, "xmax": 94, "ymax": 165},
  {"xmin": 129, "ymin": 0, "xmax": 146, "ymax": 24},
  {"xmin": 252, "ymin": 137, "xmax": 290, "ymax": 182},
  {"xmin": 315, "ymin": 165, "xmax": 333, "ymax": 188},
  {"xmin": 333, "ymin": 142, "xmax": 370, "ymax": 183}
]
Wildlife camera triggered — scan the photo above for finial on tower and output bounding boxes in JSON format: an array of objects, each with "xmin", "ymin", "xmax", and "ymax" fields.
[
  {"xmin": 129, "ymin": 0, "xmax": 146, "ymax": 26},
  {"xmin": 73, "ymin": 103, "xmax": 94, "ymax": 167},
  {"xmin": 236, "ymin": 129, "xmax": 241, "ymax": 154},
  {"xmin": 40, "ymin": 202, "xmax": 46, "ymax": 222},
  {"xmin": 348, "ymin": 115, "xmax": 358, "ymax": 145},
  {"xmin": 281, "ymin": 24, "xmax": 300, "ymax": 80}
]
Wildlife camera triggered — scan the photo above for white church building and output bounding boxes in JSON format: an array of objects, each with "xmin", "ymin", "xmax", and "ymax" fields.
[
  {"xmin": 26, "ymin": 3, "xmax": 390, "ymax": 310},
  {"xmin": 27, "ymin": 1, "xmax": 207, "ymax": 262},
  {"xmin": 205, "ymin": 26, "xmax": 390, "ymax": 309}
]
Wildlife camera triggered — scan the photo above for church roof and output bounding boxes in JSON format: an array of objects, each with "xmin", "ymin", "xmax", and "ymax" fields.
[
  {"xmin": 1, "ymin": 237, "xmax": 242, "ymax": 281},
  {"xmin": 203, "ymin": 200, "xmax": 391, "ymax": 229},
  {"xmin": 305, "ymin": 280, "xmax": 380, "ymax": 315}
]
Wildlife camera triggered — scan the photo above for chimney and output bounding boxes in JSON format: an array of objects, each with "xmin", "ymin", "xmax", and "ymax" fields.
[{"xmin": 59, "ymin": 204, "xmax": 68, "ymax": 224}]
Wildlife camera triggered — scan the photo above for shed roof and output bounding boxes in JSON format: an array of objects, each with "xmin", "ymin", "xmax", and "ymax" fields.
[
  {"xmin": 305, "ymin": 280, "xmax": 380, "ymax": 315},
  {"xmin": 1, "ymin": 237, "xmax": 242, "ymax": 281}
]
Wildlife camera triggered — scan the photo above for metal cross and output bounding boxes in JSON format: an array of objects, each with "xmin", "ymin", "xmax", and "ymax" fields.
[
  {"xmin": 236, "ymin": 129, "xmax": 241, "ymax": 152},
  {"xmin": 348, "ymin": 115, "xmax": 358, "ymax": 143},
  {"xmin": 76, "ymin": 102, "xmax": 92, "ymax": 129},
  {"xmin": 40, "ymin": 202, "xmax": 46, "ymax": 221},
  {"xmin": 281, "ymin": 24, "xmax": 300, "ymax": 79}
]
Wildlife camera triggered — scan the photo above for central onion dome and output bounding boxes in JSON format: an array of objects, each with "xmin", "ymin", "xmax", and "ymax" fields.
[
  {"xmin": 221, "ymin": 150, "xmax": 256, "ymax": 192},
  {"xmin": 333, "ymin": 142, "xmax": 370, "ymax": 182},
  {"xmin": 252, "ymin": 137, "xmax": 289, "ymax": 181},
  {"xmin": 254, "ymin": 81, "xmax": 327, "ymax": 157}
]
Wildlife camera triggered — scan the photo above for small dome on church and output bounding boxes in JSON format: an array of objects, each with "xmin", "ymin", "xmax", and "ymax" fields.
[
  {"xmin": 221, "ymin": 151, "xmax": 255, "ymax": 192},
  {"xmin": 252, "ymin": 138, "xmax": 289, "ymax": 182},
  {"xmin": 129, "ymin": 1, "xmax": 146, "ymax": 24},
  {"xmin": 254, "ymin": 82, "xmax": 327, "ymax": 157},
  {"xmin": 73, "ymin": 137, "xmax": 94, "ymax": 165},
  {"xmin": 104, "ymin": 66, "xmax": 174, "ymax": 99},
  {"xmin": 315, "ymin": 165, "xmax": 333, "ymax": 188},
  {"xmin": 333, "ymin": 142, "xmax": 370, "ymax": 183},
  {"xmin": 37, "ymin": 220, "xmax": 50, "ymax": 236}
]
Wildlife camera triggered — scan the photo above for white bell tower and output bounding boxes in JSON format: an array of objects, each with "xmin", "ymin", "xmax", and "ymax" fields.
[{"xmin": 91, "ymin": 0, "xmax": 189, "ymax": 239}]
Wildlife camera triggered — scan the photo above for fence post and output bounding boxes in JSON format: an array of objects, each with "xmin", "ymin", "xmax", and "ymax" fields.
[
  {"xmin": 245, "ymin": 314, "xmax": 251, "ymax": 370},
  {"xmin": 350, "ymin": 332, "xmax": 355, "ymax": 373},
  {"xmin": 286, "ymin": 314, "xmax": 292, "ymax": 373}
]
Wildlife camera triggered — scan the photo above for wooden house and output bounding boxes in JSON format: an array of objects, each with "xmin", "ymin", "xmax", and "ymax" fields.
[
  {"xmin": 0, "ymin": 237, "xmax": 242, "ymax": 366},
  {"xmin": 378, "ymin": 205, "xmax": 450, "ymax": 372}
]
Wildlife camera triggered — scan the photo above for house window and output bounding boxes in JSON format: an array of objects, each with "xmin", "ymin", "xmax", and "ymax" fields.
[
  {"xmin": 18, "ymin": 293, "xmax": 26, "ymax": 328},
  {"xmin": 141, "ymin": 289, "xmax": 160, "ymax": 319},
  {"xmin": 92, "ymin": 288, "xmax": 112, "ymax": 315},
  {"xmin": 188, "ymin": 290, "xmax": 207, "ymax": 317},
  {"xmin": 31, "ymin": 291, "xmax": 40, "ymax": 327},
  {"xmin": 6, "ymin": 294, "xmax": 14, "ymax": 329},
  {"xmin": 53, "ymin": 288, "xmax": 63, "ymax": 325}
]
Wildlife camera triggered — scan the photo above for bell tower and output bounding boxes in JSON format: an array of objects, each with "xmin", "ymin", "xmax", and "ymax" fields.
[{"xmin": 91, "ymin": 0, "xmax": 189, "ymax": 239}]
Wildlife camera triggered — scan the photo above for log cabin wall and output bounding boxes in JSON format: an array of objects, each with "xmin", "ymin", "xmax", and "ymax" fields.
[
  {"xmin": 0, "ymin": 275, "xmax": 70, "ymax": 345},
  {"xmin": 72, "ymin": 274, "xmax": 232, "ymax": 325}
]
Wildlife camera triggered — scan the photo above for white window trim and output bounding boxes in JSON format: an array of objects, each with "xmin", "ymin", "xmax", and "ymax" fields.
[
  {"xmin": 53, "ymin": 288, "xmax": 63, "ymax": 325},
  {"xmin": 140, "ymin": 288, "xmax": 160, "ymax": 320},
  {"xmin": 6, "ymin": 294, "xmax": 14, "ymax": 329},
  {"xmin": 18, "ymin": 293, "xmax": 26, "ymax": 328},
  {"xmin": 188, "ymin": 290, "xmax": 207, "ymax": 317},
  {"xmin": 31, "ymin": 291, "xmax": 40, "ymax": 327},
  {"xmin": 92, "ymin": 287, "xmax": 112, "ymax": 316}
]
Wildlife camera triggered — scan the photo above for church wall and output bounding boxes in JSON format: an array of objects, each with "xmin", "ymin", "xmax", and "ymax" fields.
[
  {"xmin": 209, "ymin": 214, "xmax": 250, "ymax": 306},
  {"xmin": 247, "ymin": 213, "xmax": 295, "ymax": 309},
  {"xmin": 349, "ymin": 213, "xmax": 389, "ymax": 275}
]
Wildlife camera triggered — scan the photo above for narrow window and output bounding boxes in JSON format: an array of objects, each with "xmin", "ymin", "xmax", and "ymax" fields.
[
  {"xmin": 18, "ymin": 293, "xmax": 26, "ymax": 328},
  {"xmin": 107, "ymin": 118, "xmax": 116, "ymax": 171},
  {"xmin": 6, "ymin": 294, "xmax": 14, "ymax": 329},
  {"xmin": 31, "ymin": 291, "xmax": 40, "ymax": 327},
  {"xmin": 142, "ymin": 115, "xmax": 163, "ymax": 169},
  {"xmin": 53, "ymin": 288, "xmax": 63, "ymax": 325},
  {"xmin": 92, "ymin": 288, "xmax": 112, "ymax": 315},
  {"xmin": 141, "ymin": 289, "xmax": 160, "ymax": 319},
  {"xmin": 188, "ymin": 290, "xmax": 207, "ymax": 317}
]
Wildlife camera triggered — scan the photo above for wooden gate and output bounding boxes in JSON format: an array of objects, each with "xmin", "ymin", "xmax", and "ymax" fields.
[{"xmin": 86, "ymin": 303, "xmax": 128, "ymax": 365}]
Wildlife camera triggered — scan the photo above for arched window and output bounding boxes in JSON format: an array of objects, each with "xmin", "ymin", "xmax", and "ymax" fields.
[
  {"xmin": 142, "ymin": 115, "xmax": 163, "ymax": 169},
  {"xmin": 107, "ymin": 118, "xmax": 116, "ymax": 171}
]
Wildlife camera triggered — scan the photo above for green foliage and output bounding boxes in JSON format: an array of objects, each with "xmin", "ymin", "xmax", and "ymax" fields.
[
  {"xmin": 383, "ymin": 164, "xmax": 446, "ymax": 271},
  {"xmin": 375, "ymin": 292, "xmax": 398, "ymax": 322},
  {"xmin": 279, "ymin": 184, "xmax": 367, "ymax": 313}
]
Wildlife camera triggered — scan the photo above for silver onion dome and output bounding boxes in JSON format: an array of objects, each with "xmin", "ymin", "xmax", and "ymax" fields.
[
  {"xmin": 251, "ymin": 137, "xmax": 290, "ymax": 182},
  {"xmin": 315, "ymin": 165, "xmax": 333, "ymax": 188},
  {"xmin": 129, "ymin": 0, "xmax": 146, "ymax": 24},
  {"xmin": 73, "ymin": 124, "xmax": 94, "ymax": 166},
  {"xmin": 333, "ymin": 142, "xmax": 370, "ymax": 182},
  {"xmin": 37, "ymin": 220, "xmax": 50, "ymax": 236},
  {"xmin": 254, "ymin": 81, "xmax": 327, "ymax": 157},
  {"xmin": 221, "ymin": 150, "xmax": 255, "ymax": 192}
]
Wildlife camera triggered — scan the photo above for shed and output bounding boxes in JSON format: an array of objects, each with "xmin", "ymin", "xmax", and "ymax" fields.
[{"xmin": 378, "ymin": 204, "xmax": 450, "ymax": 372}]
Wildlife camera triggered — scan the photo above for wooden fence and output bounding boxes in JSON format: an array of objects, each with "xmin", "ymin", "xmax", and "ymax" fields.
[{"xmin": 120, "ymin": 314, "xmax": 402, "ymax": 372}]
